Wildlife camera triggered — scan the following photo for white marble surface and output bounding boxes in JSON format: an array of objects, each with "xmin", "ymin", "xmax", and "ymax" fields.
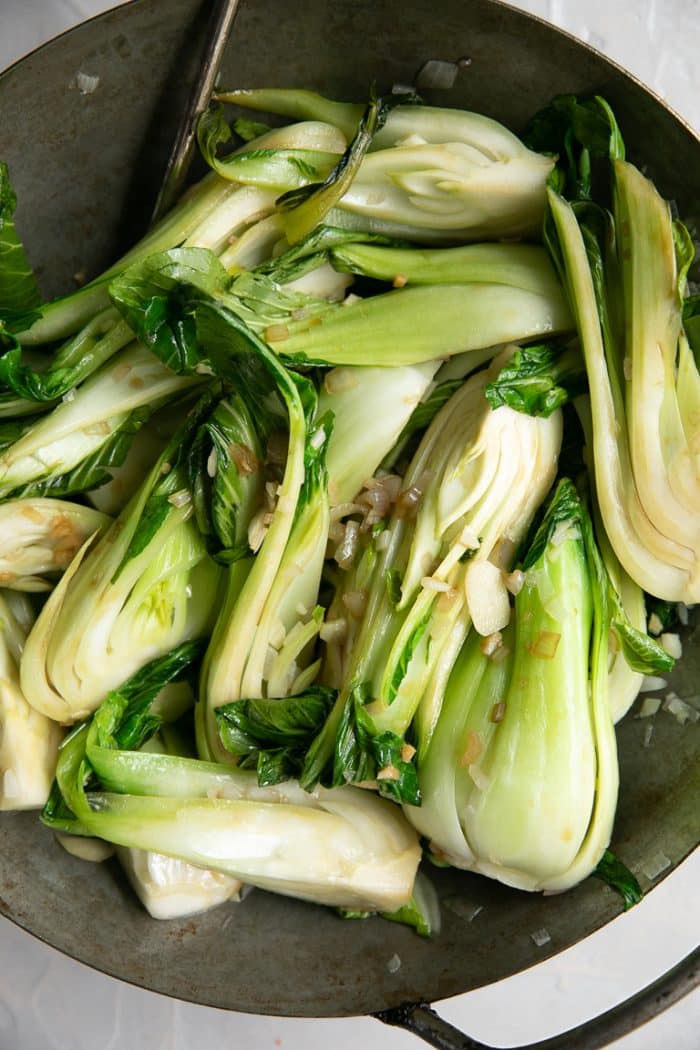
[{"xmin": 0, "ymin": 2, "xmax": 699, "ymax": 1048}]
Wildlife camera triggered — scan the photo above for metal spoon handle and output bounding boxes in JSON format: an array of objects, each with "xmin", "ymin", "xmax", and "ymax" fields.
[{"xmin": 151, "ymin": 0, "xmax": 241, "ymax": 224}]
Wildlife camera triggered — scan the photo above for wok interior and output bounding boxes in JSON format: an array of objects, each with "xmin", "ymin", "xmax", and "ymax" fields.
[{"xmin": 0, "ymin": 0, "xmax": 697, "ymax": 1017}]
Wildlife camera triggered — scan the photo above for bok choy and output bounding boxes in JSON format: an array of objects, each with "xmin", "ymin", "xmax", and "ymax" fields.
[
  {"xmin": 0, "ymin": 590, "xmax": 62, "ymax": 809},
  {"xmin": 0, "ymin": 86, "xmax": 691, "ymax": 929},
  {"xmin": 405, "ymin": 480, "xmax": 617, "ymax": 891}
]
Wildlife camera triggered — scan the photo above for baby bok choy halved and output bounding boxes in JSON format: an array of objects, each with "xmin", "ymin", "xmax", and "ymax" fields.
[
  {"xmin": 46, "ymin": 648, "xmax": 421, "ymax": 913},
  {"xmin": 20, "ymin": 397, "xmax": 222, "ymax": 724},
  {"xmin": 264, "ymin": 252, "xmax": 572, "ymax": 368},
  {"xmin": 166, "ymin": 230, "xmax": 573, "ymax": 371},
  {"xmin": 197, "ymin": 340, "xmax": 332, "ymax": 761},
  {"xmin": 544, "ymin": 123, "xmax": 700, "ymax": 602},
  {"xmin": 405, "ymin": 480, "xmax": 616, "ymax": 891},
  {"xmin": 109, "ymin": 260, "xmax": 335, "ymax": 762}
]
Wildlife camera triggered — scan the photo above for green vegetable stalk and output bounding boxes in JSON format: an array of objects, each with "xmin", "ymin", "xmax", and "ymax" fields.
[{"xmin": 406, "ymin": 479, "xmax": 619, "ymax": 892}]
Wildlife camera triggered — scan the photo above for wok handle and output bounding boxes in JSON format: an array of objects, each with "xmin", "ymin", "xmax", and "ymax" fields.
[{"xmin": 375, "ymin": 945, "xmax": 699, "ymax": 1050}]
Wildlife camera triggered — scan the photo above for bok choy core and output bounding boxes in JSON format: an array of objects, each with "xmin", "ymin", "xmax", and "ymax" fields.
[{"xmin": 0, "ymin": 85, "xmax": 692, "ymax": 928}]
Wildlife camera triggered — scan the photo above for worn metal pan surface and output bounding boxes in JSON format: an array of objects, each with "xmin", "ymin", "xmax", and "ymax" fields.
[{"xmin": 0, "ymin": 0, "xmax": 698, "ymax": 1023}]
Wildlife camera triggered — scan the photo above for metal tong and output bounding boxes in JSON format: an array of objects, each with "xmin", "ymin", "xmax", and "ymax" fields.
[{"xmin": 150, "ymin": 0, "xmax": 241, "ymax": 223}]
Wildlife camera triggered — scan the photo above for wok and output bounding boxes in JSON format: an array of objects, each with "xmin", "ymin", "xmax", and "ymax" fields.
[{"xmin": 0, "ymin": 1, "xmax": 697, "ymax": 1046}]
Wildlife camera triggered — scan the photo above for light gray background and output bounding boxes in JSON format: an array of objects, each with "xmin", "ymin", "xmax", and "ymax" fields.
[{"xmin": 0, "ymin": 2, "xmax": 698, "ymax": 1048}]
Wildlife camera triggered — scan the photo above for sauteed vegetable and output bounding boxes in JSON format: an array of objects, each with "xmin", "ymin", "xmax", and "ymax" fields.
[{"xmin": 0, "ymin": 88, "xmax": 695, "ymax": 928}]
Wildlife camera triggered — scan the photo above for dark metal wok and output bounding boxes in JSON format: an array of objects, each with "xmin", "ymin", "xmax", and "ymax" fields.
[{"xmin": 0, "ymin": 2, "xmax": 698, "ymax": 1045}]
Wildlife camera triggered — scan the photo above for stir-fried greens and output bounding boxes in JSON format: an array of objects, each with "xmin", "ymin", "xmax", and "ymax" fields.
[{"xmin": 0, "ymin": 86, "xmax": 695, "ymax": 928}]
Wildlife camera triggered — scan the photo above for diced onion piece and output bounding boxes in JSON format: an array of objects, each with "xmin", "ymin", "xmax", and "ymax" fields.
[
  {"xmin": 490, "ymin": 701, "xmax": 506, "ymax": 723},
  {"xmin": 530, "ymin": 927, "xmax": 551, "ymax": 947},
  {"xmin": 504, "ymin": 569, "xmax": 524, "ymax": 596},
  {"xmin": 167, "ymin": 490, "xmax": 191, "ymax": 509},
  {"xmin": 459, "ymin": 729, "xmax": 483, "ymax": 767},
  {"xmin": 342, "ymin": 589, "xmax": 368, "ymax": 619},
  {"xmin": 387, "ymin": 953, "xmax": 402, "ymax": 974},
  {"xmin": 335, "ymin": 520, "xmax": 360, "ymax": 570},
  {"xmin": 319, "ymin": 618, "xmax": 348, "ymax": 643},
  {"xmin": 310, "ymin": 428, "xmax": 326, "ymax": 451},
  {"xmin": 269, "ymin": 619, "xmax": 286, "ymax": 650},
  {"xmin": 76, "ymin": 72, "xmax": 100, "ymax": 95},
  {"xmin": 647, "ymin": 612, "xmax": 663, "ymax": 636},
  {"xmin": 528, "ymin": 630, "xmax": 561, "ymax": 660},
  {"xmin": 550, "ymin": 521, "xmax": 577, "ymax": 546},
  {"xmin": 663, "ymin": 693, "xmax": 699, "ymax": 725},
  {"xmin": 229, "ymin": 442, "xmax": 259, "ymax": 476},
  {"xmin": 392, "ymin": 274, "xmax": 408, "ymax": 288},
  {"xmin": 639, "ymin": 675, "xmax": 667, "ymax": 693},
  {"xmin": 377, "ymin": 765, "xmax": 401, "ymax": 782},
  {"xmin": 491, "ymin": 643, "xmax": 511, "ymax": 664},
  {"xmin": 660, "ymin": 633, "xmax": 682, "ymax": 660},
  {"xmin": 641, "ymin": 851, "xmax": 671, "ymax": 880},
  {"xmin": 248, "ymin": 509, "xmax": 269, "ymax": 553},
  {"xmin": 636, "ymin": 697, "xmax": 661, "ymax": 718},
  {"xmin": 264, "ymin": 323, "xmax": 289, "ymax": 342},
  {"xmin": 421, "ymin": 576, "xmax": 453, "ymax": 594},
  {"xmin": 459, "ymin": 525, "xmax": 480, "ymax": 551},
  {"xmin": 480, "ymin": 631, "xmax": 503, "ymax": 657},
  {"xmin": 401, "ymin": 743, "xmax": 416, "ymax": 762},
  {"xmin": 324, "ymin": 368, "xmax": 359, "ymax": 395},
  {"xmin": 465, "ymin": 560, "xmax": 511, "ymax": 636},
  {"xmin": 206, "ymin": 448, "xmax": 217, "ymax": 478}
]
